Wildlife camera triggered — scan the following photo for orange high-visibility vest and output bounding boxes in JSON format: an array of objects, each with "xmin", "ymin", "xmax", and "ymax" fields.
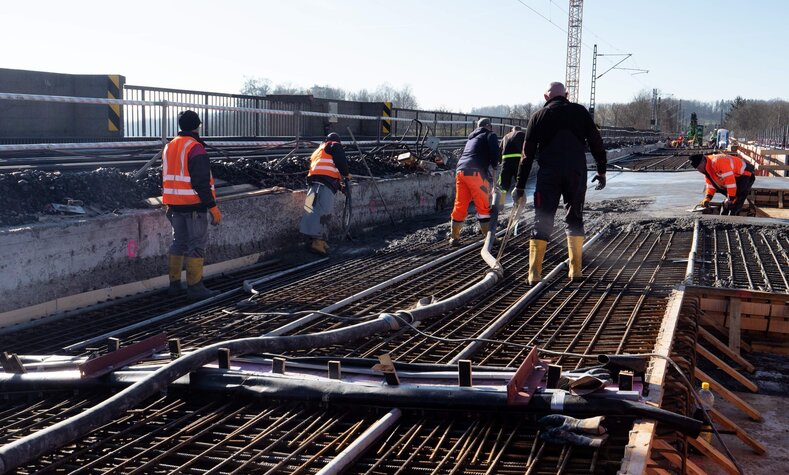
[
  {"xmin": 703, "ymin": 153, "xmax": 753, "ymax": 199},
  {"xmin": 308, "ymin": 142, "xmax": 341, "ymax": 179},
  {"xmin": 162, "ymin": 136, "xmax": 216, "ymax": 205}
]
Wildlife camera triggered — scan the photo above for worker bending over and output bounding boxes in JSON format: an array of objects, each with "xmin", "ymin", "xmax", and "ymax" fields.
[
  {"xmin": 690, "ymin": 153, "xmax": 755, "ymax": 215},
  {"xmin": 513, "ymin": 82, "xmax": 607, "ymax": 284},
  {"xmin": 498, "ymin": 125, "xmax": 526, "ymax": 206},
  {"xmin": 300, "ymin": 133, "xmax": 351, "ymax": 255},
  {"xmin": 449, "ymin": 118, "xmax": 500, "ymax": 246},
  {"xmin": 163, "ymin": 110, "xmax": 222, "ymax": 301}
]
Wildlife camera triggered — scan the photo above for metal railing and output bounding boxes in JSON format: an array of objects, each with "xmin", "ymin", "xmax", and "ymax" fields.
[{"xmin": 753, "ymin": 124, "xmax": 789, "ymax": 149}]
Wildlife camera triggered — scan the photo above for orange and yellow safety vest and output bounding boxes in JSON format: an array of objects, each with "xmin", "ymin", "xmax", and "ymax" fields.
[
  {"xmin": 308, "ymin": 142, "xmax": 341, "ymax": 180},
  {"xmin": 703, "ymin": 153, "xmax": 753, "ymax": 199},
  {"xmin": 162, "ymin": 135, "xmax": 216, "ymax": 205}
]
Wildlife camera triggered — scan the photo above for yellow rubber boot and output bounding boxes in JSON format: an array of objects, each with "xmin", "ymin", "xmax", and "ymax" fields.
[
  {"xmin": 167, "ymin": 254, "xmax": 184, "ymax": 296},
  {"xmin": 528, "ymin": 239, "xmax": 548, "ymax": 285},
  {"xmin": 567, "ymin": 235, "xmax": 584, "ymax": 280},
  {"xmin": 449, "ymin": 221, "xmax": 463, "ymax": 247},
  {"xmin": 185, "ymin": 257, "xmax": 219, "ymax": 301},
  {"xmin": 497, "ymin": 190, "xmax": 507, "ymax": 208}
]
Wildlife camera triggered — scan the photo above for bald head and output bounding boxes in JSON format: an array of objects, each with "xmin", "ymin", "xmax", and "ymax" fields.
[{"xmin": 544, "ymin": 82, "xmax": 568, "ymax": 101}]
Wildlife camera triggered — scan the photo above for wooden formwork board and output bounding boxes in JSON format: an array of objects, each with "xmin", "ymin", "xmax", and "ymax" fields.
[{"xmin": 618, "ymin": 290, "xmax": 685, "ymax": 475}]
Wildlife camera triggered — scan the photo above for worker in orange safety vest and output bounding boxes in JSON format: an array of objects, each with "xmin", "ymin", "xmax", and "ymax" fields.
[
  {"xmin": 162, "ymin": 110, "xmax": 222, "ymax": 300},
  {"xmin": 689, "ymin": 153, "xmax": 755, "ymax": 215}
]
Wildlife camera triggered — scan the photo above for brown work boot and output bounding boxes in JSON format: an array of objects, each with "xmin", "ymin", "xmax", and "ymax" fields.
[
  {"xmin": 448, "ymin": 221, "xmax": 463, "ymax": 247},
  {"xmin": 309, "ymin": 239, "xmax": 328, "ymax": 256},
  {"xmin": 479, "ymin": 221, "xmax": 490, "ymax": 236}
]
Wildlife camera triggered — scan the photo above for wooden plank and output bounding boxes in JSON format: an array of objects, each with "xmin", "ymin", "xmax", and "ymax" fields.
[
  {"xmin": 695, "ymin": 368, "xmax": 762, "ymax": 421},
  {"xmin": 709, "ymin": 408, "xmax": 767, "ymax": 455},
  {"xmin": 698, "ymin": 327, "xmax": 755, "ymax": 373},
  {"xmin": 696, "ymin": 344, "xmax": 758, "ymax": 392},
  {"xmin": 729, "ymin": 297, "xmax": 741, "ymax": 354},
  {"xmin": 651, "ymin": 439, "xmax": 706, "ymax": 475},
  {"xmin": 687, "ymin": 436, "xmax": 739, "ymax": 475}
]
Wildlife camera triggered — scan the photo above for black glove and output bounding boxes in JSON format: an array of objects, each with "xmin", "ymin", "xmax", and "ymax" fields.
[
  {"xmin": 512, "ymin": 188, "xmax": 526, "ymax": 204},
  {"xmin": 591, "ymin": 174, "xmax": 606, "ymax": 190}
]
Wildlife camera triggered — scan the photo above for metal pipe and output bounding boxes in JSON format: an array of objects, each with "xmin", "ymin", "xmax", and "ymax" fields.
[
  {"xmin": 315, "ymin": 409, "xmax": 402, "ymax": 475},
  {"xmin": 63, "ymin": 258, "xmax": 298, "ymax": 352},
  {"xmin": 450, "ymin": 225, "xmax": 610, "ymax": 363},
  {"xmin": 267, "ymin": 230, "xmax": 503, "ymax": 336},
  {"xmin": 0, "ymin": 315, "xmax": 402, "ymax": 473},
  {"xmin": 684, "ymin": 218, "xmax": 700, "ymax": 284}
]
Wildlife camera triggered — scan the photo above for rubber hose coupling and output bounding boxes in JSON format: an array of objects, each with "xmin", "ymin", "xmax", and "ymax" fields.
[{"xmin": 380, "ymin": 313, "xmax": 401, "ymax": 331}]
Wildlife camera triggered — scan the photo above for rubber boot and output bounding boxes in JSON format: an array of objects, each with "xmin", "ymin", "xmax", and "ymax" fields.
[
  {"xmin": 309, "ymin": 239, "xmax": 328, "ymax": 256},
  {"xmin": 167, "ymin": 254, "xmax": 184, "ymax": 296},
  {"xmin": 528, "ymin": 239, "xmax": 548, "ymax": 285},
  {"xmin": 448, "ymin": 221, "xmax": 463, "ymax": 247},
  {"xmin": 185, "ymin": 257, "xmax": 219, "ymax": 301},
  {"xmin": 497, "ymin": 190, "xmax": 507, "ymax": 208},
  {"xmin": 567, "ymin": 235, "xmax": 584, "ymax": 280},
  {"xmin": 479, "ymin": 221, "xmax": 490, "ymax": 236}
]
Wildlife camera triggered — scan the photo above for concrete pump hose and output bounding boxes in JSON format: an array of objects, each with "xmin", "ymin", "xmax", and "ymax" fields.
[{"xmin": 0, "ymin": 315, "xmax": 400, "ymax": 473}]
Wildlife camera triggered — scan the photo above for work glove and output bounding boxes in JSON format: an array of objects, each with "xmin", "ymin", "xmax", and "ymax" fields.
[
  {"xmin": 512, "ymin": 188, "xmax": 526, "ymax": 205},
  {"xmin": 208, "ymin": 206, "xmax": 222, "ymax": 226},
  {"xmin": 699, "ymin": 196, "xmax": 712, "ymax": 208},
  {"xmin": 723, "ymin": 197, "xmax": 736, "ymax": 209},
  {"xmin": 591, "ymin": 174, "xmax": 606, "ymax": 190}
]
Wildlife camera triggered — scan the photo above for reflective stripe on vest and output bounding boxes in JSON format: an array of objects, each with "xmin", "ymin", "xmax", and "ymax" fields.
[
  {"xmin": 162, "ymin": 136, "xmax": 216, "ymax": 205},
  {"xmin": 308, "ymin": 142, "xmax": 341, "ymax": 179},
  {"xmin": 502, "ymin": 153, "xmax": 521, "ymax": 159}
]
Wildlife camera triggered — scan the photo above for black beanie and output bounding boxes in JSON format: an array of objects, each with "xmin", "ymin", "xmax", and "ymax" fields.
[
  {"xmin": 689, "ymin": 154, "xmax": 704, "ymax": 168},
  {"xmin": 178, "ymin": 110, "xmax": 202, "ymax": 131},
  {"xmin": 326, "ymin": 132, "xmax": 341, "ymax": 143}
]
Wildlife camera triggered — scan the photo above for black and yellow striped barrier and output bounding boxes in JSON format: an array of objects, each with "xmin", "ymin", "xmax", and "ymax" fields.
[
  {"xmin": 107, "ymin": 75, "xmax": 121, "ymax": 132},
  {"xmin": 381, "ymin": 101, "xmax": 392, "ymax": 136}
]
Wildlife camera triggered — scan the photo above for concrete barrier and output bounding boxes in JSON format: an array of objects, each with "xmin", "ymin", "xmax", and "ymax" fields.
[{"xmin": 0, "ymin": 172, "xmax": 454, "ymax": 315}]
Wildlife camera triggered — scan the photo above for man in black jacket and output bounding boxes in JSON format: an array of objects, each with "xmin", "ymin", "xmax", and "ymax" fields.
[
  {"xmin": 449, "ymin": 118, "xmax": 500, "ymax": 246},
  {"xmin": 513, "ymin": 82, "xmax": 606, "ymax": 284},
  {"xmin": 498, "ymin": 125, "xmax": 526, "ymax": 206}
]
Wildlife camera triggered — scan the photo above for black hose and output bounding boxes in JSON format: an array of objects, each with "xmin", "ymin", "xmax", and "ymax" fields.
[{"xmin": 0, "ymin": 315, "xmax": 400, "ymax": 473}]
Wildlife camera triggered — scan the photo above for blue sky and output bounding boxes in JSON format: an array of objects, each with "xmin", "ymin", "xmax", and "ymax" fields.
[{"xmin": 3, "ymin": 0, "xmax": 787, "ymax": 112}]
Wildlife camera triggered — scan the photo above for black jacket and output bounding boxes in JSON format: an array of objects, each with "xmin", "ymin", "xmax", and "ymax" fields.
[
  {"xmin": 456, "ymin": 127, "xmax": 500, "ymax": 180},
  {"xmin": 516, "ymin": 96, "xmax": 606, "ymax": 189},
  {"xmin": 307, "ymin": 141, "xmax": 350, "ymax": 193},
  {"xmin": 500, "ymin": 130, "xmax": 525, "ymax": 159}
]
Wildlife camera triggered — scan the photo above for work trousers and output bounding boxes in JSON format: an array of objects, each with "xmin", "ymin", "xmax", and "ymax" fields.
[
  {"xmin": 532, "ymin": 166, "xmax": 586, "ymax": 241},
  {"xmin": 451, "ymin": 170, "xmax": 491, "ymax": 223},
  {"xmin": 167, "ymin": 208, "xmax": 209, "ymax": 258},
  {"xmin": 299, "ymin": 182, "xmax": 335, "ymax": 240},
  {"xmin": 498, "ymin": 157, "xmax": 520, "ymax": 192},
  {"xmin": 719, "ymin": 174, "xmax": 755, "ymax": 215}
]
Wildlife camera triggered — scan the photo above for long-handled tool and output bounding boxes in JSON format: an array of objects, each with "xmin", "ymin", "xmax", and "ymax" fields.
[{"xmin": 347, "ymin": 127, "xmax": 396, "ymax": 226}]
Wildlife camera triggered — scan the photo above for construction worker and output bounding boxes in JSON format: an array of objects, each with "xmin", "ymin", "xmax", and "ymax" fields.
[
  {"xmin": 449, "ymin": 118, "xmax": 500, "ymax": 246},
  {"xmin": 300, "ymin": 132, "xmax": 351, "ymax": 255},
  {"xmin": 690, "ymin": 153, "xmax": 755, "ymax": 215},
  {"xmin": 512, "ymin": 82, "xmax": 607, "ymax": 284},
  {"xmin": 498, "ymin": 125, "xmax": 526, "ymax": 206},
  {"xmin": 716, "ymin": 128, "xmax": 730, "ymax": 149},
  {"xmin": 162, "ymin": 110, "xmax": 222, "ymax": 301}
]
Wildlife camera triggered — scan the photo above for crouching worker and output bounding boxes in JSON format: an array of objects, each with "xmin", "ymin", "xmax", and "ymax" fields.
[
  {"xmin": 300, "ymin": 133, "xmax": 351, "ymax": 255},
  {"xmin": 163, "ymin": 110, "xmax": 222, "ymax": 301},
  {"xmin": 449, "ymin": 118, "xmax": 500, "ymax": 247},
  {"xmin": 690, "ymin": 153, "xmax": 755, "ymax": 215}
]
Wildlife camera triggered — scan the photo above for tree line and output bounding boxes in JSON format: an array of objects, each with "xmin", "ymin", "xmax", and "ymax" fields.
[{"xmin": 240, "ymin": 77, "xmax": 419, "ymax": 109}]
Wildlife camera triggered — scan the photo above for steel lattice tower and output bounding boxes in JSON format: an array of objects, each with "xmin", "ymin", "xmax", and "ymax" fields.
[{"xmin": 565, "ymin": 0, "xmax": 584, "ymax": 103}]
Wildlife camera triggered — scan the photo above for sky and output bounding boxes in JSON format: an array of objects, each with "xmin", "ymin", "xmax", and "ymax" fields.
[{"xmin": 2, "ymin": 0, "xmax": 787, "ymax": 112}]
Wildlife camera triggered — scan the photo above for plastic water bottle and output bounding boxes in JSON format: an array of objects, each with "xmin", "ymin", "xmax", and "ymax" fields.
[{"xmin": 698, "ymin": 382, "xmax": 715, "ymax": 443}]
